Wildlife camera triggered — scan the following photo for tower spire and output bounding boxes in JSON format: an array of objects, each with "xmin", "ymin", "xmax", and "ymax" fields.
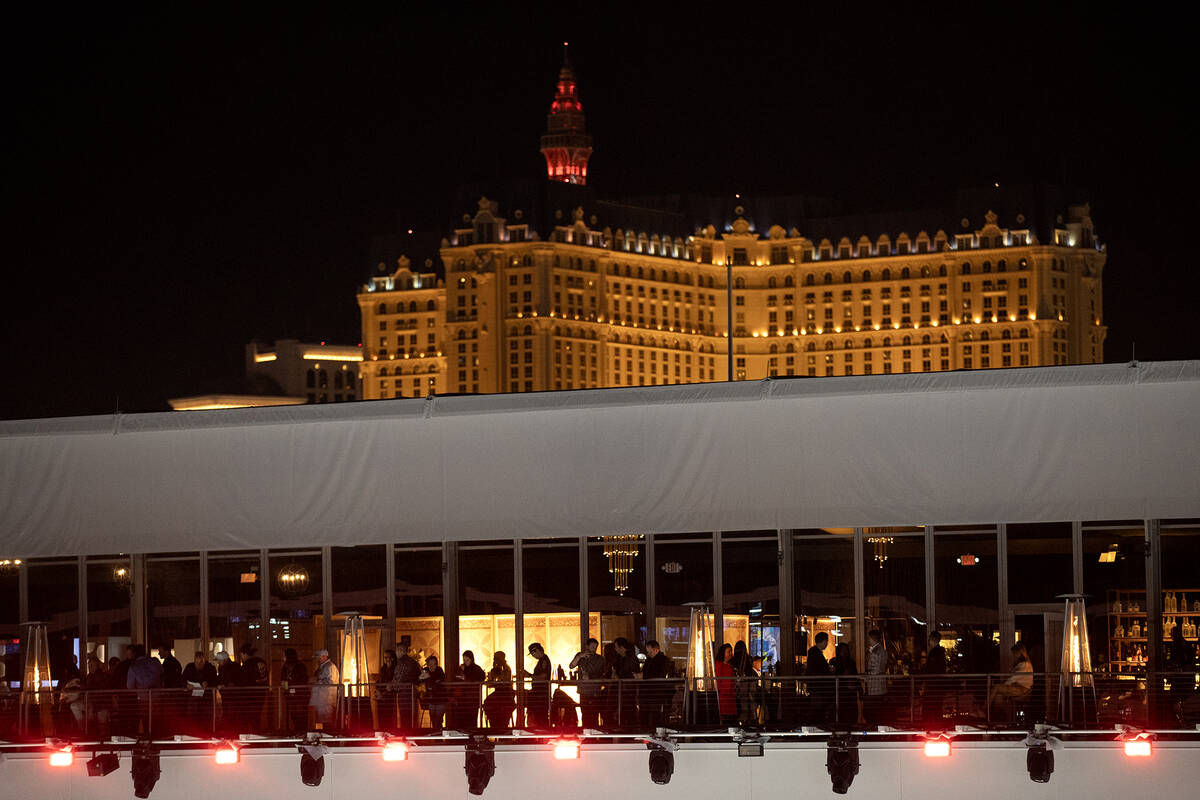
[{"xmin": 540, "ymin": 44, "xmax": 592, "ymax": 185}]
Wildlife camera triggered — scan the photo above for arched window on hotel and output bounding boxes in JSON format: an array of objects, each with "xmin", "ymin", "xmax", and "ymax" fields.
[
  {"xmin": 933, "ymin": 525, "xmax": 1000, "ymax": 674},
  {"xmin": 793, "ymin": 529, "xmax": 855, "ymax": 672},
  {"xmin": 863, "ymin": 527, "xmax": 925, "ymax": 667},
  {"xmin": 27, "ymin": 558, "xmax": 79, "ymax": 685},
  {"xmin": 394, "ymin": 544, "xmax": 444, "ymax": 682},
  {"xmin": 1083, "ymin": 521, "xmax": 1148, "ymax": 678},
  {"xmin": 147, "ymin": 552, "xmax": 201, "ymax": 668},
  {"xmin": 655, "ymin": 533, "xmax": 714, "ymax": 676},
  {"xmin": 722, "ymin": 532, "xmax": 781, "ymax": 672},
  {"xmin": 87, "ymin": 555, "xmax": 131, "ymax": 665},
  {"xmin": 207, "ymin": 551, "xmax": 262, "ymax": 662}
]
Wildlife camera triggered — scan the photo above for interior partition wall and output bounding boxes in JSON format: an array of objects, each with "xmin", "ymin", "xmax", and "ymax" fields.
[{"xmin": 10, "ymin": 519, "xmax": 1199, "ymax": 692}]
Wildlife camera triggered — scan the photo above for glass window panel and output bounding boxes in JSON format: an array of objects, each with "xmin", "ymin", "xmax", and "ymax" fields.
[
  {"xmin": 395, "ymin": 545, "xmax": 443, "ymax": 666},
  {"xmin": 722, "ymin": 533, "xmax": 780, "ymax": 672},
  {"xmin": 1083, "ymin": 524, "xmax": 1146, "ymax": 675},
  {"xmin": 655, "ymin": 533, "xmax": 713, "ymax": 675},
  {"xmin": 587, "ymin": 537, "xmax": 645, "ymax": 661},
  {"xmin": 268, "ymin": 551, "xmax": 324, "ymax": 680},
  {"xmin": 27, "ymin": 560, "xmax": 79, "ymax": 686},
  {"xmin": 0, "ymin": 567, "xmax": 18, "ymax": 687},
  {"xmin": 207, "ymin": 552, "xmax": 262, "ymax": 661},
  {"xmin": 794, "ymin": 529, "xmax": 854, "ymax": 672},
  {"xmin": 1161, "ymin": 523, "xmax": 1200, "ymax": 674},
  {"xmin": 1007, "ymin": 522, "xmax": 1073, "ymax": 604},
  {"xmin": 521, "ymin": 540, "xmax": 581, "ymax": 678},
  {"xmin": 146, "ymin": 556, "xmax": 201, "ymax": 664},
  {"xmin": 86, "ymin": 557, "xmax": 132, "ymax": 664},
  {"xmin": 459, "ymin": 543, "xmax": 513, "ymax": 677},
  {"xmin": 933, "ymin": 528, "xmax": 999, "ymax": 673},
  {"xmin": 332, "ymin": 546, "xmax": 387, "ymax": 618},
  {"xmin": 863, "ymin": 530, "xmax": 925, "ymax": 669}
]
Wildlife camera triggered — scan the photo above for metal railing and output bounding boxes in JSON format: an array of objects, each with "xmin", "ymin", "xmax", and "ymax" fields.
[{"xmin": 1, "ymin": 671, "xmax": 1195, "ymax": 742}]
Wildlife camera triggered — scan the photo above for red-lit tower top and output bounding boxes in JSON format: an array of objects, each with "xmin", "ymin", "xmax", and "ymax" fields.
[{"xmin": 540, "ymin": 43, "xmax": 593, "ymax": 185}]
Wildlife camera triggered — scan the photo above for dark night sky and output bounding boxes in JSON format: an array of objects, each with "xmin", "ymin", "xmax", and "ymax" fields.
[{"xmin": 5, "ymin": 4, "xmax": 1196, "ymax": 420}]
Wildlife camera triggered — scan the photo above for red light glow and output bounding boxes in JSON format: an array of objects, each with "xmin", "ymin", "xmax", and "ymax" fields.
[
  {"xmin": 923, "ymin": 737, "xmax": 951, "ymax": 758},
  {"xmin": 382, "ymin": 741, "xmax": 409, "ymax": 762},
  {"xmin": 48, "ymin": 749, "xmax": 73, "ymax": 767},
  {"xmin": 1123, "ymin": 733, "xmax": 1153, "ymax": 757},
  {"xmin": 215, "ymin": 744, "xmax": 239, "ymax": 765},
  {"xmin": 553, "ymin": 739, "xmax": 580, "ymax": 760}
]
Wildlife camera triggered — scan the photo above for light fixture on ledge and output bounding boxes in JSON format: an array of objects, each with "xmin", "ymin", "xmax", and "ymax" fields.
[{"xmin": 602, "ymin": 534, "xmax": 640, "ymax": 595}]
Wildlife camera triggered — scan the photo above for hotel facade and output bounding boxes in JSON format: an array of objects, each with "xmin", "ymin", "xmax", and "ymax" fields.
[{"xmin": 357, "ymin": 58, "xmax": 1106, "ymax": 400}]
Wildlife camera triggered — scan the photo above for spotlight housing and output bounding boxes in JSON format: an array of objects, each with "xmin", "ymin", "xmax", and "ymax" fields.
[
  {"xmin": 87, "ymin": 752, "xmax": 120, "ymax": 777},
  {"xmin": 131, "ymin": 743, "xmax": 161, "ymax": 799},
  {"xmin": 1026, "ymin": 742, "xmax": 1054, "ymax": 783},
  {"xmin": 647, "ymin": 746, "xmax": 674, "ymax": 785},
  {"xmin": 298, "ymin": 738, "xmax": 329, "ymax": 787},
  {"xmin": 465, "ymin": 737, "xmax": 495, "ymax": 796},
  {"xmin": 826, "ymin": 736, "xmax": 860, "ymax": 795}
]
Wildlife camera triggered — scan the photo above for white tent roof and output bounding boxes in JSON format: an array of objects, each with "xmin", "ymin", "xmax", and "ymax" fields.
[{"xmin": 2, "ymin": 361, "xmax": 1199, "ymax": 557}]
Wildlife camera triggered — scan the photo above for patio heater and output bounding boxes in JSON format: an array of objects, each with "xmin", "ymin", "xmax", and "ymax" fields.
[
  {"xmin": 19, "ymin": 621, "xmax": 54, "ymax": 736},
  {"xmin": 684, "ymin": 603, "xmax": 716, "ymax": 725},
  {"xmin": 339, "ymin": 613, "xmax": 373, "ymax": 730},
  {"xmin": 1057, "ymin": 594, "xmax": 1096, "ymax": 723}
]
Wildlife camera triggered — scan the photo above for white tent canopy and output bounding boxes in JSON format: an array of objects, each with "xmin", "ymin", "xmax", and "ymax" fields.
[{"xmin": 2, "ymin": 361, "xmax": 1198, "ymax": 557}]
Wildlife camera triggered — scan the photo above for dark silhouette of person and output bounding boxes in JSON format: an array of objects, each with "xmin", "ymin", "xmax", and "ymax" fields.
[
  {"xmin": 234, "ymin": 643, "xmax": 268, "ymax": 733},
  {"xmin": 376, "ymin": 649, "xmax": 397, "ymax": 730},
  {"xmin": 483, "ymin": 651, "xmax": 515, "ymax": 729},
  {"xmin": 805, "ymin": 631, "xmax": 832, "ymax": 724},
  {"xmin": 420, "ymin": 655, "xmax": 448, "ymax": 731},
  {"xmin": 831, "ymin": 642, "xmax": 860, "ymax": 726},
  {"xmin": 523, "ymin": 643, "xmax": 552, "ymax": 728},
  {"xmin": 279, "ymin": 647, "xmax": 309, "ymax": 733},
  {"xmin": 713, "ymin": 642, "xmax": 737, "ymax": 725},
  {"xmin": 451, "ymin": 650, "xmax": 486, "ymax": 729},
  {"xmin": 923, "ymin": 632, "xmax": 948, "ymax": 728},
  {"xmin": 570, "ymin": 638, "xmax": 605, "ymax": 729},
  {"xmin": 183, "ymin": 651, "xmax": 218, "ymax": 735},
  {"xmin": 391, "ymin": 636, "xmax": 421, "ymax": 731},
  {"xmin": 640, "ymin": 639, "xmax": 673, "ymax": 729},
  {"xmin": 611, "ymin": 638, "xmax": 640, "ymax": 727}
]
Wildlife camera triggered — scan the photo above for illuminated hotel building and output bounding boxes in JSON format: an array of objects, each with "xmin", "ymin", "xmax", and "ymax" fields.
[{"xmin": 358, "ymin": 57, "xmax": 1106, "ymax": 400}]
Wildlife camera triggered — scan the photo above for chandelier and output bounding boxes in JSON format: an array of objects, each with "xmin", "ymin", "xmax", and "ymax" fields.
[
  {"xmin": 0, "ymin": 558, "xmax": 21, "ymax": 575},
  {"xmin": 277, "ymin": 564, "xmax": 310, "ymax": 595},
  {"xmin": 864, "ymin": 528, "xmax": 895, "ymax": 567},
  {"xmin": 113, "ymin": 562, "xmax": 132, "ymax": 589},
  {"xmin": 602, "ymin": 535, "xmax": 640, "ymax": 595}
]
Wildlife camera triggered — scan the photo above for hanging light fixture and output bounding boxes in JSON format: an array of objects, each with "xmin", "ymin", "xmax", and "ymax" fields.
[
  {"xmin": 113, "ymin": 561, "xmax": 132, "ymax": 589},
  {"xmin": 276, "ymin": 564, "xmax": 310, "ymax": 595},
  {"xmin": 866, "ymin": 536, "xmax": 893, "ymax": 567},
  {"xmin": 0, "ymin": 558, "xmax": 21, "ymax": 575},
  {"xmin": 602, "ymin": 535, "xmax": 640, "ymax": 594}
]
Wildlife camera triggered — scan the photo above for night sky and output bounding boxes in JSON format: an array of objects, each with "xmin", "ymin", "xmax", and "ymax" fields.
[{"xmin": 6, "ymin": 4, "xmax": 1195, "ymax": 420}]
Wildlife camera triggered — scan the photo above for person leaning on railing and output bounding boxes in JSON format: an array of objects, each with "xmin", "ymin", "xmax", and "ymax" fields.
[
  {"xmin": 483, "ymin": 651, "xmax": 515, "ymax": 729},
  {"xmin": 570, "ymin": 638, "xmax": 605, "ymax": 729}
]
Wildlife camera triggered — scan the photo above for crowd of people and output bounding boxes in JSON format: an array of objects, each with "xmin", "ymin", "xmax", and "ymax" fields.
[{"xmin": 9, "ymin": 625, "xmax": 1198, "ymax": 739}]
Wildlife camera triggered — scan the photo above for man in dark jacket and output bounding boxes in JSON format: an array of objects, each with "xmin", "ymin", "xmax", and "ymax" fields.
[
  {"xmin": 391, "ymin": 636, "xmax": 421, "ymax": 731},
  {"xmin": 611, "ymin": 638, "xmax": 640, "ymax": 727},
  {"xmin": 805, "ymin": 632, "xmax": 831, "ymax": 724},
  {"xmin": 639, "ymin": 639, "xmax": 673, "ymax": 729},
  {"xmin": 570, "ymin": 638, "xmax": 606, "ymax": 729},
  {"xmin": 523, "ymin": 642, "xmax": 553, "ymax": 728},
  {"xmin": 923, "ymin": 632, "xmax": 948, "ymax": 728}
]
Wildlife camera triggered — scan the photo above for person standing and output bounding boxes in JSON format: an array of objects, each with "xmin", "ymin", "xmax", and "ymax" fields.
[
  {"xmin": 570, "ymin": 638, "xmax": 605, "ymax": 729},
  {"xmin": 84, "ymin": 654, "xmax": 112, "ymax": 737},
  {"xmin": 235, "ymin": 644, "xmax": 268, "ymax": 733},
  {"xmin": 864, "ymin": 629, "xmax": 889, "ymax": 725},
  {"xmin": 831, "ymin": 642, "xmax": 860, "ymax": 726},
  {"xmin": 923, "ymin": 632, "xmax": 948, "ymax": 728},
  {"xmin": 279, "ymin": 648, "xmax": 309, "ymax": 733},
  {"xmin": 420, "ymin": 655, "xmax": 448, "ymax": 731},
  {"xmin": 713, "ymin": 643, "xmax": 737, "ymax": 726},
  {"xmin": 640, "ymin": 640, "xmax": 673, "ymax": 729},
  {"xmin": 126, "ymin": 644, "xmax": 163, "ymax": 736},
  {"xmin": 611, "ymin": 638, "xmax": 640, "ymax": 727},
  {"xmin": 309, "ymin": 649, "xmax": 340, "ymax": 729},
  {"xmin": 391, "ymin": 637, "xmax": 421, "ymax": 731},
  {"xmin": 451, "ymin": 650, "xmax": 486, "ymax": 729},
  {"xmin": 182, "ymin": 651, "xmax": 218, "ymax": 735},
  {"xmin": 483, "ymin": 651, "xmax": 515, "ymax": 729},
  {"xmin": 111, "ymin": 645, "xmax": 134, "ymax": 736},
  {"xmin": 805, "ymin": 632, "xmax": 832, "ymax": 725},
  {"xmin": 522, "ymin": 643, "xmax": 552, "ymax": 728},
  {"xmin": 376, "ymin": 649, "xmax": 398, "ymax": 730}
]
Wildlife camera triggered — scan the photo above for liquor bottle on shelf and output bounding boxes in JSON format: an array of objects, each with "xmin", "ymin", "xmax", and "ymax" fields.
[
  {"xmin": 1180, "ymin": 593, "xmax": 1188, "ymax": 613},
  {"xmin": 1115, "ymin": 622, "xmax": 1125, "ymax": 638},
  {"xmin": 1165, "ymin": 592, "xmax": 1174, "ymax": 613},
  {"xmin": 1130, "ymin": 620, "xmax": 1142, "ymax": 638},
  {"xmin": 1193, "ymin": 599, "xmax": 1200, "ymax": 612},
  {"xmin": 1114, "ymin": 598, "xmax": 1123, "ymax": 613}
]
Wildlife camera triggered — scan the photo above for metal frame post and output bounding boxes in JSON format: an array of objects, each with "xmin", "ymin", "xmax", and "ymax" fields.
[
  {"xmin": 646, "ymin": 535, "xmax": 656, "ymax": 646},
  {"xmin": 853, "ymin": 528, "xmax": 866, "ymax": 669},
  {"xmin": 998, "ymin": 524, "xmax": 1012, "ymax": 670},
  {"xmin": 712, "ymin": 532, "xmax": 723, "ymax": 645},
  {"xmin": 777, "ymin": 530, "xmax": 794, "ymax": 674},
  {"xmin": 1071, "ymin": 520, "xmax": 1084, "ymax": 595},
  {"xmin": 578, "ymin": 536, "xmax": 588, "ymax": 649},
  {"xmin": 199, "ymin": 552, "xmax": 210, "ymax": 655},
  {"xmin": 384, "ymin": 543, "xmax": 396, "ymax": 652},
  {"xmin": 924, "ymin": 525, "xmax": 936, "ymax": 638},
  {"xmin": 442, "ymin": 541, "xmax": 460, "ymax": 672},
  {"xmin": 1144, "ymin": 519, "xmax": 1162, "ymax": 722}
]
